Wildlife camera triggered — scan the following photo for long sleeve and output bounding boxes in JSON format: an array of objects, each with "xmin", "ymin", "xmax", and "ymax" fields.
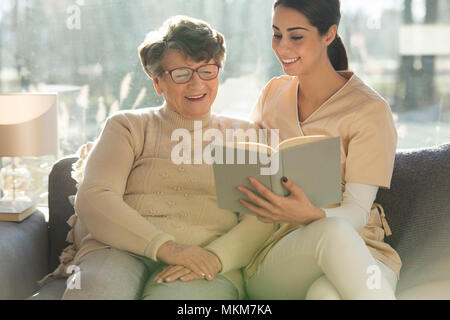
[
  {"xmin": 74, "ymin": 113, "xmax": 175, "ymax": 261},
  {"xmin": 204, "ymin": 112, "xmax": 276, "ymax": 274},
  {"xmin": 204, "ymin": 213, "xmax": 275, "ymax": 275},
  {"xmin": 323, "ymin": 182, "xmax": 379, "ymax": 232}
]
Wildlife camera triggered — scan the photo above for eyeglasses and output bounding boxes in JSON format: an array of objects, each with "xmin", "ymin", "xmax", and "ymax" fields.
[{"xmin": 163, "ymin": 64, "xmax": 220, "ymax": 84}]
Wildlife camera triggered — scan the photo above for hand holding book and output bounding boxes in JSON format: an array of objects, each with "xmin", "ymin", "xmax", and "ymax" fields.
[
  {"xmin": 237, "ymin": 176, "xmax": 326, "ymax": 224},
  {"xmin": 212, "ymin": 135, "xmax": 342, "ymax": 216}
]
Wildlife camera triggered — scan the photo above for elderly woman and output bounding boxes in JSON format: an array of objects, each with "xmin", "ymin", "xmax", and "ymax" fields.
[{"xmin": 59, "ymin": 16, "xmax": 273, "ymax": 300}]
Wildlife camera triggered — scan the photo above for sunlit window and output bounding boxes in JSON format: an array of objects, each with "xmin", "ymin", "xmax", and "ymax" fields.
[{"xmin": 1, "ymin": 0, "xmax": 449, "ymax": 206}]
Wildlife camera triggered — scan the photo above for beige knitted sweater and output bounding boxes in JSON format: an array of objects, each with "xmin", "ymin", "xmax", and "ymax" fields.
[{"xmin": 60, "ymin": 104, "xmax": 273, "ymax": 298}]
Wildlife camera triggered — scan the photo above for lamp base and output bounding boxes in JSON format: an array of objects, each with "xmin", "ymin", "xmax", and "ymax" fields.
[{"xmin": 0, "ymin": 157, "xmax": 31, "ymax": 202}]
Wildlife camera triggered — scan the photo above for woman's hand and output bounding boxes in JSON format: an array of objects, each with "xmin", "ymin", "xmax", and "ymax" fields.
[
  {"xmin": 154, "ymin": 265, "xmax": 204, "ymax": 283},
  {"xmin": 237, "ymin": 176, "xmax": 326, "ymax": 224},
  {"xmin": 156, "ymin": 241, "xmax": 222, "ymax": 281}
]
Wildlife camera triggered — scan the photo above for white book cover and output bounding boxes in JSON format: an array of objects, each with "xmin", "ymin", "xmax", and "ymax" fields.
[{"xmin": 0, "ymin": 200, "xmax": 36, "ymax": 214}]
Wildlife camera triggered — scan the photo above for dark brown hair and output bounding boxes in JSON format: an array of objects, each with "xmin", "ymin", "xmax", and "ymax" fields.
[
  {"xmin": 273, "ymin": 0, "xmax": 348, "ymax": 71},
  {"xmin": 138, "ymin": 16, "xmax": 226, "ymax": 78}
]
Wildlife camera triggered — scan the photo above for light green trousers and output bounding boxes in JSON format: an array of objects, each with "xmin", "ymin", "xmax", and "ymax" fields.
[{"xmin": 61, "ymin": 247, "xmax": 238, "ymax": 300}]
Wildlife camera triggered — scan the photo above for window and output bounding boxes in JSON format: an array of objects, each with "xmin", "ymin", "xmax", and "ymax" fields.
[{"xmin": 1, "ymin": 0, "xmax": 449, "ymax": 205}]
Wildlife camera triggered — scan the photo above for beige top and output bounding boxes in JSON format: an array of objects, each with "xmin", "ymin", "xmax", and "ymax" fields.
[
  {"xmin": 47, "ymin": 105, "xmax": 274, "ymax": 299},
  {"xmin": 244, "ymin": 71, "xmax": 402, "ymax": 279}
]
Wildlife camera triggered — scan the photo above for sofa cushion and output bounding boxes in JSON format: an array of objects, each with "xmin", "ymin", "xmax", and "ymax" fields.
[
  {"xmin": 376, "ymin": 143, "xmax": 450, "ymax": 294},
  {"xmin": 27, "ymin": 279, "xmax": 66, "ymax": 300}
]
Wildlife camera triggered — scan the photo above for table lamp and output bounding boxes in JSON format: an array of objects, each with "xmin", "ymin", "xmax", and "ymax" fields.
[{"xmin": 0, "ymin": 93, "xmax": 58, "ymax": 214}]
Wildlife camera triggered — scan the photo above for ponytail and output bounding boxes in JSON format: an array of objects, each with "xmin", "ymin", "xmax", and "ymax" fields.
[{"xmin": 327, "ymin": 34, "xmax": 348, "ymax": 71}]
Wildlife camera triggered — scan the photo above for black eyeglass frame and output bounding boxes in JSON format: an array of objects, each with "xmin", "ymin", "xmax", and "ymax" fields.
[{"xmin": 163, "ymin": 63, "xmax": 221, "ymax": 84}]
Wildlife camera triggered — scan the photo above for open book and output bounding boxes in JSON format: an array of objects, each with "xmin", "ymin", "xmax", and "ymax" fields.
[{"xmin": 212, "ymin": 135, "xmax": 342, "ymax": 215}]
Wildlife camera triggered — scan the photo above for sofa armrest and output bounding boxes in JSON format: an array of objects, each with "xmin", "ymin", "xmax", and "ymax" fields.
[{"xmin": 0, "ymin": 210, "xmax": 49, "ymax": 299}]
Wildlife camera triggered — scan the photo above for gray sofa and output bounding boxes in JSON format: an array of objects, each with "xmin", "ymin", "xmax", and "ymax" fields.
[{"xmin": 0, "ymin": 143, "xmax": 449, "ymax": 300}]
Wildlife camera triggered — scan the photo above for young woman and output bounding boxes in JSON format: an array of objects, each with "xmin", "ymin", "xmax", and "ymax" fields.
[{"xmin": 237, "ymin": 0, "xmax": 402, "ymax": 299}]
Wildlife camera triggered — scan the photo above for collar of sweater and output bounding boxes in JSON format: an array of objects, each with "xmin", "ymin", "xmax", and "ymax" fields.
[{"xmin": 159, "ymin": 103, "xmax": 213, "ymax": 132}]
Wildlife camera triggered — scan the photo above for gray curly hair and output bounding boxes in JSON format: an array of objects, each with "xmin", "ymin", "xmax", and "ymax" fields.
[{"xmin": 138, "ymin": 15, "xmax": 226, "ymax": 78}]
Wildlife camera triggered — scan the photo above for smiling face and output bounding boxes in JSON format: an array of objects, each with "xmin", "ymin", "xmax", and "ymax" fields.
[
  {"xmin": 272, "ymin": 5, "xmax": 336, "ymax": 77},
  {"xmin": 152, "ymin": 50, "xmax": 219, "ymax": 119}
]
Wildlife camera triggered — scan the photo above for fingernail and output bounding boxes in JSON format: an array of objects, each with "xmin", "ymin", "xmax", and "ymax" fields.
[
  {"xmin": 281, "ymin": 176, "xmax": 288, "ymax": 183},
  {"xmin": 156, "ymin": 279, "xmax": 162, "ymax": 283}
]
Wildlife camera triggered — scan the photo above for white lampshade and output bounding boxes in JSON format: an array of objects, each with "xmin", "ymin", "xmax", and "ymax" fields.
[{"xmin": 0, "ymin": 93, "xmax": 58, "ymax": 157}]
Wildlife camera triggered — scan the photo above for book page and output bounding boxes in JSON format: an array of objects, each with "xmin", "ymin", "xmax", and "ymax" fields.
[
  {"xmin": 236, "ymin": 141, "xmax": 275, "ymax": 154},
  {"xmin": 277, "ymin": 135, "xmax": 329, "ymax": 151},
  {"xmin": 213, "ymin": 140, "xmax": 275, "ymax": 154}
]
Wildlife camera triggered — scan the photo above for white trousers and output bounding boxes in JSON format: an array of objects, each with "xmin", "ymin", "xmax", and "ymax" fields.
[{"xmin": 246, "ymin": 217, "xmax": 398, "ymax": 300}]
